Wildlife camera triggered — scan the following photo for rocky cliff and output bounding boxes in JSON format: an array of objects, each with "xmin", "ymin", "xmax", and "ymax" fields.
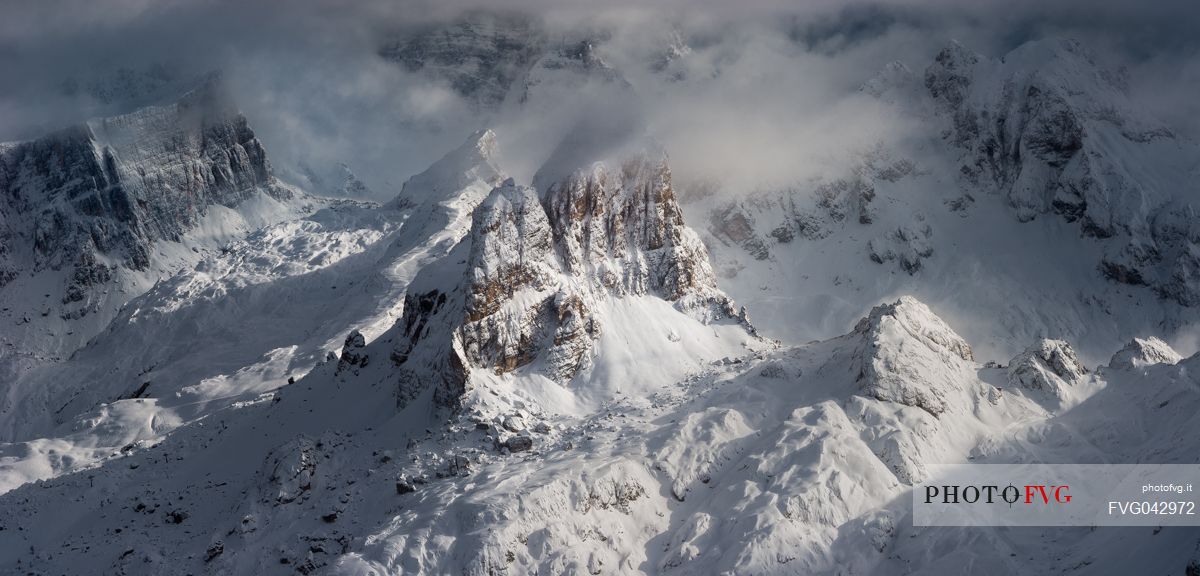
[
  {"xmin": 0, "ymin": 78, "xmax": 291, "ymax": 314},
  {"xmin": 390, "ymin": 148, "xmax": 756, "ymax": 412},
  {"xmin": 924, "ymin": 38, "xmax": 1200, "ymax": 306}
]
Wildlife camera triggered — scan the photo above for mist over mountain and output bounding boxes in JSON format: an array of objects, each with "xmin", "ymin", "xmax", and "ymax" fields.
[
  {"xmin": 1, "ymin": 1, "xmax": 1200, "ymax": 575},
  {"xmin": 3, "ymin": 0, "xmax": 1199, "ymax": 197}
]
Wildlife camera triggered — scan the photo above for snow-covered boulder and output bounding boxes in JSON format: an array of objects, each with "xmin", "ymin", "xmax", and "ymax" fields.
[{"xmin": 263, "ymin": 437, "xmax": 318, "ymax": 505}]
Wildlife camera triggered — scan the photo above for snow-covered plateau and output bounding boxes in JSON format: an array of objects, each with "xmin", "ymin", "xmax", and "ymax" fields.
[{"xmin": 1, "ymin": 21, "xmax": 1199, "ymax": 576}]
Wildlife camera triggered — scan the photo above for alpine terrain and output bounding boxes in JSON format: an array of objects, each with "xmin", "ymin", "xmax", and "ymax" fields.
[{"xmin": 1, "ymin": 5, "xmax": 1199, "ymax": 576}]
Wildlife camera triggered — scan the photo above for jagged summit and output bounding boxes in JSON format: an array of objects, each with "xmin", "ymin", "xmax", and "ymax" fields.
[
  {"xmin": 382, "ymin": 144, "xmax": 760, "ymax": 418},
  {"xmin": 541, "ymin": 150, "xmax": 725, "ymax": 306},
  {"xmin": 392, "ymin": 129, "xmax": 503, "ymax": 207},
  {"xmin": 1007, "ymin": 339, "xmax": 1089, "ymax": 408},
  {"xmin": 1107, "ymin": 336, "xmax": 1182, "ymax": 370},
  {"xmin": 851, "ymin": 296, "xmax": 975, "ymax": 417}
]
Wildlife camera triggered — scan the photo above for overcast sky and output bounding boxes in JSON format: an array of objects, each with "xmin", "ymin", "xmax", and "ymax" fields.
[{"xmin": 1, "ymin": 0, "xmax": 1197, "ymax": 197}]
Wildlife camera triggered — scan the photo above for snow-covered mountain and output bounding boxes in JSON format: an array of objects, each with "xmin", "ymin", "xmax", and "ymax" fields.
[
  {"xmin": 384, "ymin": 144, "xmax": 761, "ymax": 417},
  {"xmin": 379, "ymin": 11, "xmax": 652, "ymax": 113},
  {"xmin": 0, "ymin": 77, "xmax": 312, "ymax": 422},
  {"xmin": 0, "ymin": 127, "xmax": 509, "ymax": 488},
  {"xmin": 5, "ymin": 286, "xmax": 1199, "ymax": 574},
  {"xmin": 379, "ymin": 11, "xmax": 548, "ymax": 107},
  {"xmin": 698, "ymin": 38, "xmax": 1200, "ymax": 364},
  {"xmin": 2, "ymin": 21, "xmax": 1200, "ymax": 576}
]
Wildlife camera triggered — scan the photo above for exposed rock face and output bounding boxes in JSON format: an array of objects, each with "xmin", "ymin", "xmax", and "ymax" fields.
[
  {"xmin": 264, "ymin": 437, "xmax": 318, "ymax": 505},
  {"xmin": 383, "ymin": 130, "xmax": 511, "ymax": 411},
  {"xmin": 337, "ymin": 331, "xmax": 369, "ymax": 375},
  {"xmin": 815, "ymin": 174, "xmax": 878, "ymax": 226},
  {"xmin": 379, "ymin": 12, "xmax": 650, "ymax": 110},
  {"xmin": 852, "ymin": 296, "xmax": 975, "ymax": 417},
  {"xmin": 456, "ymin": 155, "xmax": 749, "ymax": 382},
  {"xmin": 711, "ymin": 205, "xmax": 770, "ymax": 260},
  {"xmin": 1008, "ymin": 339, "xmax": 1087, "ymax": 401},
  {"xmin": 924, "ymin": 40, "xmax": 979, "ymax": 112},
  {"xmin": 392, "ymin": 149, "xmax": 755, "ymax": 409},
  {"xmin": 1102, "ymin": 201, "xmax": 1200, "ymax": 306},
  {"xmin": 868, "ymin": 224, "xmax": 933, "ymax": 274},
  {"xmin": 541, "ymin": 155, "xmax": 720, "ymax": 304},
  {"xmin": 0, "ymin": 78, "xmax": 290, "ymax": 312},
  {"xmin": 925, "ymin": 38, "xmax": 1200, "ymax": 305},
  {"xmin": 927, "ymin": 39, "xmax": 1125, "ymax": 232},
  {"xmin": 462, "ymin": 180, "xmax": 557, "ymax": 323},
  {"xmin": 457, "ymin": 180, "xmax": 561, "ymax": 374},
  {"xmin": 707, "ymin": 148, "xmax": 916, "ymax": 264},
  {"xmin": 378, "ymin": 12, "xmax": 545, "ymax": 106},
  {"xmin": 1107, "ymin": 336, "xmax": 1182, "ymax": 370},
  {"xmin": 860, "ymin": 60, "xmax": 920, "ymax": 103},
  {"xmin": 517, "ymin": 37, "xmax": 629, "ymax": 105},
  {"xmin": 392, "ymin": 285, "xmax": 471, "ymax": 409}
]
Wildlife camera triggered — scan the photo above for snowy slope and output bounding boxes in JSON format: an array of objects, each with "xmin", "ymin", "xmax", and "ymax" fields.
[
  {"xmin": 694, "ymin": 38, "xmax": 1200, "ymax": 365},
  {"xmin": 0, "ymin": 78, "xmax": 311, "ymax": 400},
  {"xmin": 4, "ymin": 289, "xmax": 1198, "ymax": 575},
  {"xmin": 0, "ymin": 129, "xmax": 506, "ymax": 490},
  {"xmin": 0, "ymin": 132, "xmax": 773, "ymax": 575}
]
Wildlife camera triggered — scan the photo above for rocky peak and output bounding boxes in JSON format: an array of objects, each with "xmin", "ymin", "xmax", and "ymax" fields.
[
  {"xmin": 860, "ymin": 60, "xmax": 918, "ymax": 103},
  {"xmin": 462, "ymin": 179, "xmax": 557, "ymax": 323},
  {"xmin": 927, "ymin": 38, "xmax": 1176, "ymax": 228},
  {"xmin": 337, "ymin": 330, "xmax": 369, "ymax": 376},
  {"xmin": 392, "ymin": 148, "xmax": 755, "ymax": 410},
  {"xmin": 1008, "ymin": 339, "xmax": 1087, "ymax": 403},
  {"xmin": 922, "ymin": 38, "xmax": 1199, "ymax": 308},
  {"xmin": 844, "ymin": 296, "xmax": 989, "ymax": 485},
  {"xmin": 541, "ymin": 152, "xmax": 713, "ymax": 301},
  {"xmin": 925, "ymin": 40, "xmax": 979, "ymax": 109},
  {"xmin": 855, "ymin": 296, "xmax": 974, "ymax": 362},
  {"xmin": 337, "ymin": 163, "xmax": 372, "ymax": 197},
  {"xmin": 852, "ymin": 296, "xmax": 974, "ymax": 417},
  {"xmin": 1107, "ymin": 336, "xmax": 1182, "ymax": 370},
  {"xmin": 392, "ymin": 129, "xmax": 504, "ymax": 208},
  {"xmin": 455, "ymin": 152, "xmax": 750, "ymax": 383},
  {"xmin": 0, "ymin": 77, "xmax": 290, "ymax": 310}
]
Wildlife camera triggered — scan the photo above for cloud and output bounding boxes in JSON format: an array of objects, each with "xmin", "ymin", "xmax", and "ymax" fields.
[{"xmin": 0, "ymin": 0, "xmax": 1196, "ymax": 199}]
